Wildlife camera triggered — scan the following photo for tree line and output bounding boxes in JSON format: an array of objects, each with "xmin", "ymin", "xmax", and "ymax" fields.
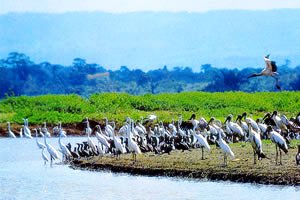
[{"xmin": 1, "ymin": 52, "xmax": 299, "ymax": 98}]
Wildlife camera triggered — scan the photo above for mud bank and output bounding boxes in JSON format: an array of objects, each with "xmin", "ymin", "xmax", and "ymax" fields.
[{"xmin": 69, "ymin": 144, "xmax": 300, "ymax": 186}]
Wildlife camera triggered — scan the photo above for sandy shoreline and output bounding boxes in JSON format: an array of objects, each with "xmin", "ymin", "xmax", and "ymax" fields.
[{"xmin": 69, "ymin": 145, "xmax": 300, "ymax": 186}]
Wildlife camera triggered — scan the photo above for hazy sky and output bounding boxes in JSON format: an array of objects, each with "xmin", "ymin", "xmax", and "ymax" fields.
[{"xmin": 1, "ymin": 0, "xmax": 300, "ymax": 13}]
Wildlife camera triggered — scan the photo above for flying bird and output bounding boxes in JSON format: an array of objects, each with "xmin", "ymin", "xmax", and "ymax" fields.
[{"xmin": 248, "ymin": 55, "xmax": 281, "ymax": 90}]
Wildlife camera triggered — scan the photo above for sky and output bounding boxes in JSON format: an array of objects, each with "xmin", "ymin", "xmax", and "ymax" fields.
[{"xmin": 1, "ymin": 0, "xmax": 300, "ymax": 14}]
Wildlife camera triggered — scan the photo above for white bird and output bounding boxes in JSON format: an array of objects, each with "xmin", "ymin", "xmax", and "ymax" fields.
[
  {"xmin": 127, "ymin": 120, "xmax": 142, "ymax": 162},
  {"xmin": 41, "ymin": 148, "xmax": 49, "ymax": 166},
  {"xmin": 217, "ymin": 132, "xmax": 235, "ymax": 166},
  {"xmin": 22, "ymin": 118, "xmax": 32, "ymax": 139},
  {"xmin": 34, "ymin": 128, "xmax": 46, "ymax": 149},
  {"xmin": 266, "ymin": 126, "xmax": 288, "ymax": 165},
  {"xmin": 84, "ymin": 118, "xmax": 97, "ymax": 153},
  {"xmin": 41, "ymin": 122, "xmax": 51, "ymax": 137},
  {"xmin": 58, "ymin": 123, "xmax": 72, "ymax": 161},
  {"xmin": 104, "ymin": 117, "xmax": 114, "ymax": 135},
  {"xmin": 43, "ymin": 132, "xmax": 60, "ymax": 167},
  {"xmin": 95, "ymin": 125, "xmax": 110, "ymax": 151},
  {"xmin": 145, "ymin": 114, "xmax": 157, "ymax": 123},
  {"xmin": 7, "ymin": 122, "xmax": 16, "ymax": 138},
  {"xmin": 248, "ymin": 124, "xmax": 267, "ymax": 164},
  {"xmin": 248, "ymin": 54, "xmax": 281, "ymax": 90},
  {"xmin": 225, "ymin": 114, "xmax": 245, "ymax": 141},
  {"xmin": 112, "ymin": 128, "xmax": 127, "ymax": 159},
  {"xmin": 192, "ymin": 128, "xmax": 210, "ymax": 160}
]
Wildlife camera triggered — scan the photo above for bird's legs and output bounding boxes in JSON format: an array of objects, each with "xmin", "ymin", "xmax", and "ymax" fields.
[
  {"xmin": 223, "ymin": 153, "xmax": 227, "ymax": 167},
  {"xmin": 279, "ymin": 149, "xmax": 282, "ymax": 165},
  {"xmin": 275, "ymin": 145, "xmax": 278, "ymax": 165},
  {"xmin": 201, "ymin": 147, "xmax": 204, "ymax": 160},
  {"xmin": 253, "ymin": 151, "xmax": 257, "ymax": 165},
  {"xmin": 271, "ymin": 74, "xmax": 281, "ymax": 90},
  {"xmin": 50, "ymin": 156, "xmax": 53, "ymax": 167}
]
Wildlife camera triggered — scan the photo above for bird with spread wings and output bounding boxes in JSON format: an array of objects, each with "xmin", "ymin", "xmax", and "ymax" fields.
[{"xmin": 248, "ymin": 55, "xmax": 281, "ymax": 90}]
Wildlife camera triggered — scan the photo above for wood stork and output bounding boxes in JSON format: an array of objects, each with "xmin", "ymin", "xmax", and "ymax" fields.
[
  {"xmin": 127, "ymin": 120, "xmax": 142, "ymax": 162},
  {"xmin": 34, "ymin": 128, "xmax": 46, "ymax": 149},
  {"xmin": 248, "ymin": 124, "xmax": 267, "ymax": 164},
  {"xmin": 235, "ymin": 115, "xmax": 249, "ymax": 138},
  {"xmin": 242, "ymin": 112, "xmax": 261, "ymax": 133},
  {"xmin": 217, "ymin": 132, "xmax": 235, "ymax": 167},
  {"xmin": 189, "ymin": 113, "xmax": 199, "ymax": 128},
  {"xmin": 256, "ymin": 118, "xmax": 268, "ymax": 138},
  {"xmin": 225, "ymin": 114, "xmax": 245, "ymax": 141},
  {"xmin": 192, "ymin": 128, "xmax": 210, "ymax": 160},
  {"xmin": 43, "ymin": 132, "xmax": 60, "ymax": 167},
  {"xmin": 266, "ymin": 126, "xmax": 288, "ymax": 165},
  {"xmin": 208, "ymin": 117, "xmax": 226, "ymax": 139},
  {"xmin": 248, "ymin": 54, "xmax": 281, "ymax": 90},
  {"xmin": 7, "ymin": 122, "xmax": 16, "ymax": 138}
]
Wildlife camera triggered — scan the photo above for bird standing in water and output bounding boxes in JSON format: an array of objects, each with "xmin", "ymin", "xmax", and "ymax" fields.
[{"xmin": 248, "ymin": 55, "xmax": 281, "ymax": 90}]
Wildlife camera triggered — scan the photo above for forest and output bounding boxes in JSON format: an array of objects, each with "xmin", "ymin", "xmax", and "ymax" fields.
[{"xmin": 1, "ymin": 52, "xmax": 300, "ymax": 98}]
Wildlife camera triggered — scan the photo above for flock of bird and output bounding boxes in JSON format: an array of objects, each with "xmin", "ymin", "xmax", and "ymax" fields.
[{"xmin": 5, "ymin": 111, "xmax": 300, "ymax": 167}]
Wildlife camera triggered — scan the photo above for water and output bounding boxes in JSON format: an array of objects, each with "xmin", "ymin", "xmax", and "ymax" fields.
[{"xmin": 0, "ymin": 137, "xmax": 299, "ymax": 200}]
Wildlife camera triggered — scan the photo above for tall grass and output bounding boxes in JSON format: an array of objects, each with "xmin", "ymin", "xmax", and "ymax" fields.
[{"xmin": 0, "ymin": 92, "xmax": 299, "ymax": 124}]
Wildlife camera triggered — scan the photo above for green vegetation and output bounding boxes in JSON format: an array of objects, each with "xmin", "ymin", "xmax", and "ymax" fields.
[
  {"xmin": 72, "ymin": 140, "xmax": 300, "ymax": 185},
  {"xmin": 0, "ymin": 91, "xmax": 300, "ymax": 125}
]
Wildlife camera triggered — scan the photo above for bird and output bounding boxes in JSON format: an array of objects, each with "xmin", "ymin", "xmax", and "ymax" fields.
[
  {"xmin": 112, "ymin": 128, "xmax": 127, "ymax": 159},
  {"xmin": 95, "ymin": 125, "xmax": 110, "ymax": 152},
  {"xmin": 58, "ymin": 123, "xmax": 72, "ymax": 162},
  {"xmin": 127, "ymin": 119, "xmax": 142, "ymax": 162},
  {"xmin": 7, "ymin": 122, "xmax": 16, "ymax": 138},
  {"xmin": 41, "ymin": 122, "xmax": 51, "ymax": 137},
  {"xmin": 34, "ymin": 128, "xmax": 46, "ymax": 149},
  {"xmin": 247, "ymin": 123, "xmax": 267, "ymax": 164},
  {"xmin": 22, "ymin": 118, "xmax": 32, "ymax": 139},
  {"xmin": 43, "ymin": 131, "xmax": 60, "ymax": 167},
  {"xmin": 216, "ymin": 131, "xmax": 235, "ymax": 167},
  {"xmin": 192, "ymin": 128, "xmax": 210, "ymax": 160},
  {"xmin": 266, "ymin": 126, "xmax": 288, "ymax": 165},
  {"xmin": 84, "ymin": 118, "xmax": 97, "ymax": 153},
  {"xmin": 41, "ymin": 148, "xmax": 49, "ymax": 166},
  {"xmin": 248, "ymin": 54, "xmax": 281, "ymax": 90},
  {"xmin": 225, "ymin": 114, "xmax": 245, "ymax": 141}
]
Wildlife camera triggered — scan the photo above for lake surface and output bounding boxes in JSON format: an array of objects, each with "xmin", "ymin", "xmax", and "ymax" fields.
[{"xmin": 0, "ymin": 137, "xmax": 299, "ymax": 200}]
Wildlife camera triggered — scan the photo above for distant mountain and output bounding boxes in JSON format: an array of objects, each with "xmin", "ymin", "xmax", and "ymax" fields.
[{"xmin": 0, "ymin": 10, "xmax": 300, "ymax": 71}]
